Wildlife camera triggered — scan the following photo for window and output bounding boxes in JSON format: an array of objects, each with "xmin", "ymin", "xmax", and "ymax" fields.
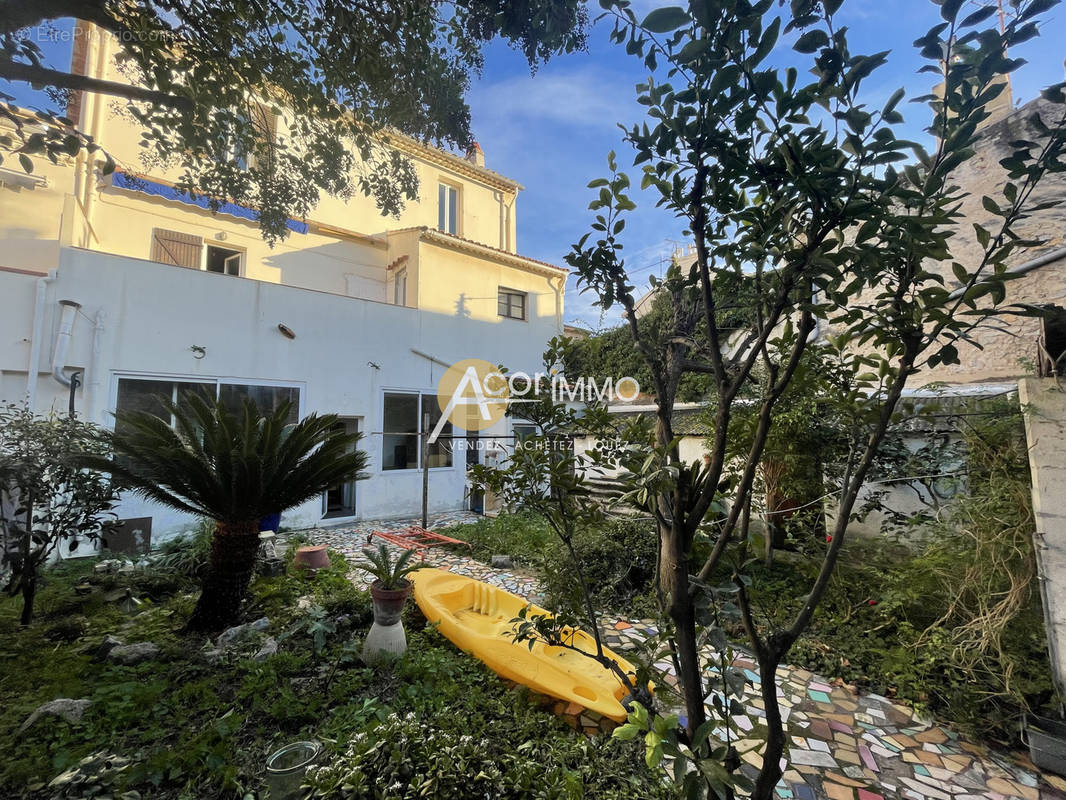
[
  {"xmin": 393, "ymin": 269, "xmax": 407, "ymax": 306},
  {"xmin": 219, "ymin": 383, "xmax": 300, "ymax": 424},
  {"xmin": 115, "ymin": 377, "xmax": 300, "ymax": 430},
  {"xmin": 498, "ymin": 288, "xmax": 527, "ymax": 320},
  {"xmin": 512, "ymin": 423, "xmax": 537, "ymax": 443},
  {"xmin": 149, "ymin": 229, "xmax": 244, "ymax": 276},
  {"xmin": 206, "ymin": 244, "xmax": 243, "ymax": 276},
  {"xmin": 114, "ymin": 378, "xmax": 214, "ymax": 435},
  {"xmin": 323, "ymin": 418, "xmax": 360, "ymax": 518},
  {"xmin": 382, "ymin": 392, "xmax": 452, "ymax": 470},
  {"xmin": 438, "ymin": 183, "xmax": 458, "ymax": 234}
]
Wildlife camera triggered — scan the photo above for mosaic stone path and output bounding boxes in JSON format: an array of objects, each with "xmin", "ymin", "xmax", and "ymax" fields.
[{"xmin": 296, "ymin": 516, "xmax": 1066, "ymax": 800}]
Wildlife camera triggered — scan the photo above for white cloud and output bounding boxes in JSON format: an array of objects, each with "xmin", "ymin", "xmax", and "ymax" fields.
[{"xmin": 469, "ymin": 67, "xmax": 639, "ymax": 132}]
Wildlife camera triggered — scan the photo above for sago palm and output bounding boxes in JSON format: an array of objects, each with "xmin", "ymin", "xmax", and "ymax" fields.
[{"xmin": 87, "ymin": 394, "xmax": 369, "ymax": 631}]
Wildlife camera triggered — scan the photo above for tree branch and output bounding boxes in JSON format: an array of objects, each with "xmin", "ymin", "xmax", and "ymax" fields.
[{"xmin": 0, "ymin": 61, "xmax": 193, "ymax": 112}]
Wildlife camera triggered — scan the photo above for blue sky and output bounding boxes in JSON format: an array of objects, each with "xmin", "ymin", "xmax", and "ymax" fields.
[
  {"xmin": 467, "ymin": 0, "xmax": 1066, "ymax": 330},
  {"xmin": 5, "ymin": 3, "xmax": 1065, "ymax": 330}
]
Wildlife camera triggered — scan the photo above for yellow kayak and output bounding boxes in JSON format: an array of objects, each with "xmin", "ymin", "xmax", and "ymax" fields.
[{"xmin": 410, "ymin": 568, "xmax": 641, "ymax": 721}]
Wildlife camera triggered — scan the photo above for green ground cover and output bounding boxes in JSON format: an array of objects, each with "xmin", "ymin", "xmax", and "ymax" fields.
[{"xmin": 0, "ymin": 547, "xmax": 669, "ymax": 799}]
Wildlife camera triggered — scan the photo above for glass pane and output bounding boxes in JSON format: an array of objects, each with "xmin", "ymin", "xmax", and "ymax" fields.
[
  {"xmin": 220, "ymin": 384, "xmax": 299, "ymax": 424},
  {"xmin": 448, "ymin": 188, "xmax": 457, "ymax": 234},
  {"xmin": 498, "ymin": 294, "xmax": 509, "ymax": 316},
  {"xmin": 175, "ymin": 383, "xmax": 217, "ymax": 422},
  {"xmin": 383, "ymin": 393, "xmax": 419, "ymax": 470},
  {"xmin": 383, "ymin": 434, "xmax": 419, "ymax": 470},
  {"xmin": 423, "ymin": 394, "xmax": 452, "ymax": 468},
  {"xmin": 115, "ymin": 379, "xmax": 174, "ymax": 434},
  {"xmin": 438, "ymin": 183, "xmax": 446, "ymax": 231}
]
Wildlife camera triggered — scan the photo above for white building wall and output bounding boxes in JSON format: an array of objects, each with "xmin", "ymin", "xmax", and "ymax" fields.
[{"xmin": 0, "ymin": 247, "xmax": 559, "ymax": 542}]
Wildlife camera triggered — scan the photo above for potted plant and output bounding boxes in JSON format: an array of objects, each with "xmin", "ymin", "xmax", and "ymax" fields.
[{"xmin": 358, "ymin": 544, "xmax": 420, "ymax": 663}]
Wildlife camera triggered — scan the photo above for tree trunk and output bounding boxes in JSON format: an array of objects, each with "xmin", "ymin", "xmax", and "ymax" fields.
[
  {"xmin": 662, "ymin": 522, "xmax": 705, "ymax": 737},
  {"xmin": 187, "ymin": 519, "xmax": 261, "ymax": 632},
  {"xmin": 20, "ymin": 574, "xmax": 37, "ymax": 626},
  {"xmin": 752, "ymin": 646, "xmax": 787, "ymax": 800}
]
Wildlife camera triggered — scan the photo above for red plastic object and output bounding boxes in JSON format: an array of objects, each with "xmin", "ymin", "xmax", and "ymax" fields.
[{"xmin": 366, "ymin": 526, "xmax": 473, "ymax": 561}]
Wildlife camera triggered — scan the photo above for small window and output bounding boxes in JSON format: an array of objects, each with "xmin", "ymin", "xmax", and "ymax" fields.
[
  {"xmin": 393, "ymin": 268, "xmax": 407, "ymax": 306},
  {"xmin": 115, "ymin": 378, "xmax": 301, "ymax": 430},
  {"xmin": 382, "ymin": 392, "xmax": 453, "ymax": 470},
  {"xmin": 206, "ymin": 244, "xmax": 243, "ymax": 276},
  {"xmin": 438, "ymin": 183, "xmax": 458, "ymax": 234},
  {"xmin": 498, "ymin": 288, "xmax": 527, "ymax": 321}
]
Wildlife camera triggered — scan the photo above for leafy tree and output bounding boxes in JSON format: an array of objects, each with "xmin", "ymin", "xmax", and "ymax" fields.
[
  {"xmin": 561, "ymin": 0, "xmax": 1066, "ymax": 796},
  {"xmin": 0, "ymin": 0, "xmax": 588, "ymax": 242},
  {"xmin": 86, "ymin": 394, "xmax": 369, "ymax": 631},
  {"xmin": 469, "ymin": 339, "xmax": 657, "ymax": 704},
  {"xmin": 564, "ymin": 271, "xmax": 758, "ymax": 402},
  {"xmin": 0, "ymin": 405, "xmax": 121, "ymax": 625}
]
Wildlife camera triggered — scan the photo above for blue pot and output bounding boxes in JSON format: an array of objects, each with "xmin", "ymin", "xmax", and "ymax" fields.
[{"xmin": 259, "ymin": 512, "xmax": 282, "ymax": 532}]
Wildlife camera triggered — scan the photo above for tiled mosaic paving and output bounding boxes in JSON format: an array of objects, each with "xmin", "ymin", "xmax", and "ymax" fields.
[{"xmin": 295, "ymin": 515, "xmax": 1066, "ymax": 800}]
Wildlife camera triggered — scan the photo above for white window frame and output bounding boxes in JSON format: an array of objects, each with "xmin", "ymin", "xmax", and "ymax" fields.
[
  {"xmin": 393, "ymin": 268, "xmax": 407, "ymax": 306},
  {"xmin": 204, "ymin": 243, "xmax": 245, "ymax": 277},
  {"xmin": 498, "ymin": 287, "xmax": 528, "ymax": 321},
  {"xmin": 322, "ymin": 416, "xmax": 362, "ymax": 520},
  {"xmin": 438, "ymin": 182, "xmax": 459, "ymax": 235}
]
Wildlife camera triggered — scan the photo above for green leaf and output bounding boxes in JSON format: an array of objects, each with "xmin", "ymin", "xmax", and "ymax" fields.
[
  {"xmin": 794, "ymin": 29, "xmax": 829, "ymax": 54},
  {"xmin": 642, "ymin": 7, "xmax": 689, "ymax": 33}
]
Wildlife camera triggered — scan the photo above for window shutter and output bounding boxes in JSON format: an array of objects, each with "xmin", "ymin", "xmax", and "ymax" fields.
[{"xmin": 150, "ymin": 228, "xmax": 203, "ymax": 268}]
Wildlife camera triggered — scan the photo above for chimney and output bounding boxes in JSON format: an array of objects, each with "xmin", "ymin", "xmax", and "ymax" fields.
[{"xmin": 466, "ymin": 142, "xmax": 485, "ymax": 168}]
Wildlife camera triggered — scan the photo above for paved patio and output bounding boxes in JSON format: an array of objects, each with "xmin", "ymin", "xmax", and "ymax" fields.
[{"xmin": 297, "ymin": 513, "xmax": 1066, "ymax": 800}]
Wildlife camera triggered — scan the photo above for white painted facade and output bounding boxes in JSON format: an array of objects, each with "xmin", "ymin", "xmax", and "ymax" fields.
[{"xmin": 0, "ymin": 247, "xmax": 559, "ymax": 541}]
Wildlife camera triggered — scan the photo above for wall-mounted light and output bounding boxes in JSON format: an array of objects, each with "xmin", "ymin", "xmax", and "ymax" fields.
[
  {"xmin": 278, "ymin": 324, "xmax": 296, "ymax": 340},
  {"xmin": 190, "ymin": 345, "xmax": 206, "ymax": 359},
  {"xmin": 215, "ymin": 231, "xmax": 228, "ymax": 241},
  {"xmin": 368, "ymin": 361, "xmax": 381, "ymax": 370}
]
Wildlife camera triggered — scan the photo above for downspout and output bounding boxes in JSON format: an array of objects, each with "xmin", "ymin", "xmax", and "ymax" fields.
[
  {"xmin": 24, "ymin": 270, "xmax": 57, "ymax": 410},
  {"xmin": 51, "ymin": 300, "xmax": 82, "ymax": 388},
  {"xmin": 947, "ymin": 246, "xmax": 1066, "ymax": 301},
  {"xmin": 88, "ymin": 310, "xmax": 106, "ymax": 424}
]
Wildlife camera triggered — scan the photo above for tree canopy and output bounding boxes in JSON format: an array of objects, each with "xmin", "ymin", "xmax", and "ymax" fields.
[{"xmin": 0, "ymin": 0, "xmax": 588, "ymax": 242}]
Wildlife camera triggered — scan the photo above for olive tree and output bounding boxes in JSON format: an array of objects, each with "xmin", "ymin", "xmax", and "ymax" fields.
[{"xmin": 561, "ymin": 0, "xmax": 1066, "ymax": 796}]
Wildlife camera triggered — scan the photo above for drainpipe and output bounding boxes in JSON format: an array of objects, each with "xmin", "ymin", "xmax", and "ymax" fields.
[
  {"xmin": 88, "ymin": 309, "xmax": 106, "ymax": 424},
  {"xmin": 947, "ymin": 246, "xmax": 1066, "ymax": 301},
  {"xmin": 52, "ymin": 300, "xmax": 82, "ymax": 388},
  {"xmin": 25, "ymin": 270, "xmax": 57, "ymax": 410}
]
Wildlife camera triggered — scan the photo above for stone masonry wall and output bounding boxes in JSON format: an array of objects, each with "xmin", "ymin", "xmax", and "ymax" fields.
[{"xmin": 919, "ymin": 96, "xmax": 1066, "ymax": 385}]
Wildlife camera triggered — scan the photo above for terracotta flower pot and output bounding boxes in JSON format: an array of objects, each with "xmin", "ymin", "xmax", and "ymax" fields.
[
  {"xmin": 370, "ymin": 579, "xmax": 412, "ymax": 626},
  {"xmin": 294, "ymin": 545, "xmax": 330, "ymax": 570}
]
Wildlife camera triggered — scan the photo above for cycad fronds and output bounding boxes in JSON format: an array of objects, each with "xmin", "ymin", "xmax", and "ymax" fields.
[
  {"xmin": 86, "ymin": 393, "xmax": 369, "ymax": 523},
  {"xmin": 360, "ymin": 543, "xmax": 420, "ymax": 588}
]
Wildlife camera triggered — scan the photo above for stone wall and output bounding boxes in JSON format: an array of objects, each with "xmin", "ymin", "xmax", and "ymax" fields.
[{"xmin": 919, "ymin": 97, "xmax": 1066, "ymax": 386}]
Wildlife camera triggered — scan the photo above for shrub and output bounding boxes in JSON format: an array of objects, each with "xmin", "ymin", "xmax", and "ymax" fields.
[
  {"xmin": 306, "ymin": 710, "xmax": 673, "ymax": 800},
  {"xmin": 542, "ymin": 519, "xmax": 659, "ymax": 617},
  {"xmin": 446, "ymin": 512, "xmax": 555, "ymax": 568},
  {"xmin": 150, "ymin": 519, "xmax": 214, "ymax": 579}
]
